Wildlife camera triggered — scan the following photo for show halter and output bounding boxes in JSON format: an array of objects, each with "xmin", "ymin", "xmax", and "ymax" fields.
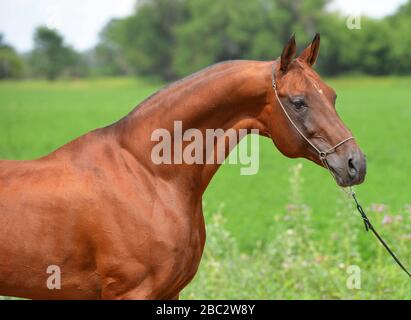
[{"xmin": 271, "ymin": 62, "xmax": 411, "ymax": 278}]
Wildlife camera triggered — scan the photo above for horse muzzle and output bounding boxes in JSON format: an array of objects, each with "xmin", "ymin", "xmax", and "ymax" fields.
[{"xmin": 328, "ymin": 148, "xmax": 367, "ymax": 187}]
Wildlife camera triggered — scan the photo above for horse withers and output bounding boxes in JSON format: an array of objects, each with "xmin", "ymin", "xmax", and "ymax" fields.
[{"xmin": 0, "ymin": 34, "xmax": 365, "ymax": 299}]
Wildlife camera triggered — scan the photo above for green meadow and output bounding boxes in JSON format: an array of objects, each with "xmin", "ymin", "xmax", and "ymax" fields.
[{"xmin": 1, "ymin": 76, "xmax": 411, "ymax": 299}]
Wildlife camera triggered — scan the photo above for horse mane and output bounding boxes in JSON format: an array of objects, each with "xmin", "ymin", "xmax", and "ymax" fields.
[{"xmin": 130, "ymin": 60, "xmax": 252, "ymax": 114}]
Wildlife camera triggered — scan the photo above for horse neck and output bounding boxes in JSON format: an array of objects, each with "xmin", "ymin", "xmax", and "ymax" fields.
[{"xmin": 115, "ymin": 60, "xmax": 273, "ymax": 195}]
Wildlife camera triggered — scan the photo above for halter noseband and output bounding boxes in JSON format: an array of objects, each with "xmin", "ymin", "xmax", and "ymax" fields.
[{"xmin": 271, "ymin": 63, "xmax": 354, "ymax": 170}]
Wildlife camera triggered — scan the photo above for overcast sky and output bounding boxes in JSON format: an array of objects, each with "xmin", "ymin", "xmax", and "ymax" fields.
[{"xmin": 0, "ymin": 0, "xmax": 408, "ymax": 52}]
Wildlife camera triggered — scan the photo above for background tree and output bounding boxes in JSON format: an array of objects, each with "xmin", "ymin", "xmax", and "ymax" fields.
[
  {"xmin": 99, "ymin": 0, "xmax": 188, "ymax": 80},
  {"xmin": 29, "ymin": 26, "xmax": 86, "ymax": 80},
  {"xmin": 386, "ymin": 0, "xmax": 411, "ymax": 74},
  {"xmin": 92, "ymin": 19, "xmax": 131, "ymax": 76},
  {"xmin": 0, "ymin": 34, "xmax": 24, "ymax": 79}
]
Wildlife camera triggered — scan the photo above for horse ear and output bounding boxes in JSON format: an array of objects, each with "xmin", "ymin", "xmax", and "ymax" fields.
[
  {"xmin": 280, "ymin": 34, "xmax": 296, "ymax": 73},
  {"xmin": 299, "ymin": 33, "xmax": 320, "ymax": 67}
]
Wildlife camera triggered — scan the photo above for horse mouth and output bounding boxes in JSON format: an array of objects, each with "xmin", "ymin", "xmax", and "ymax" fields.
[{"xmin": 334, "ymin": 170, "xmax": 366, "ymax": 187}]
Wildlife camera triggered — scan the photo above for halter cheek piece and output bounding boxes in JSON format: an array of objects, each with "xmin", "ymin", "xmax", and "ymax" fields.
[{"xmin": 271, "ymin": 62, "xmax": 411, "ymax": 278}]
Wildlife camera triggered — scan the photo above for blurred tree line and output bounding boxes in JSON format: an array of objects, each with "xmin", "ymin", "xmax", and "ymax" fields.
[
  {"xmin": 0, "ymin": 27, "xmax": 88, "ymax": 80},
  {"xmin": 1, "ymin": 0, "xmax": 411, "ymax": 80}
]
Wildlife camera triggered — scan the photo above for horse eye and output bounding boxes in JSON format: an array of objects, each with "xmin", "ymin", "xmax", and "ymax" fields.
[{"xmin": 292, "ymin": 98, "xmax": 305, "ymax": 109}]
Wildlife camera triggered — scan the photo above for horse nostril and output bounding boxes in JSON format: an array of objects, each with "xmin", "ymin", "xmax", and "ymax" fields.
[{"xmin": 348, "ymin": 157, "xmax": 357, "ymax": 178}]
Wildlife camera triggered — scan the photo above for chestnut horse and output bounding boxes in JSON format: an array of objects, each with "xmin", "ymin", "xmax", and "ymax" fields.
[{"xmin": 0, "ymin": 34, "xmax": 365, "ymax": 299}]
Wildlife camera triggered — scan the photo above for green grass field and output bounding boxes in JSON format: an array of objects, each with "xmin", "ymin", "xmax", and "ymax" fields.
[{"xmin": 1, "ymin": 76, "xmax": 411, "ymax": 299}]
